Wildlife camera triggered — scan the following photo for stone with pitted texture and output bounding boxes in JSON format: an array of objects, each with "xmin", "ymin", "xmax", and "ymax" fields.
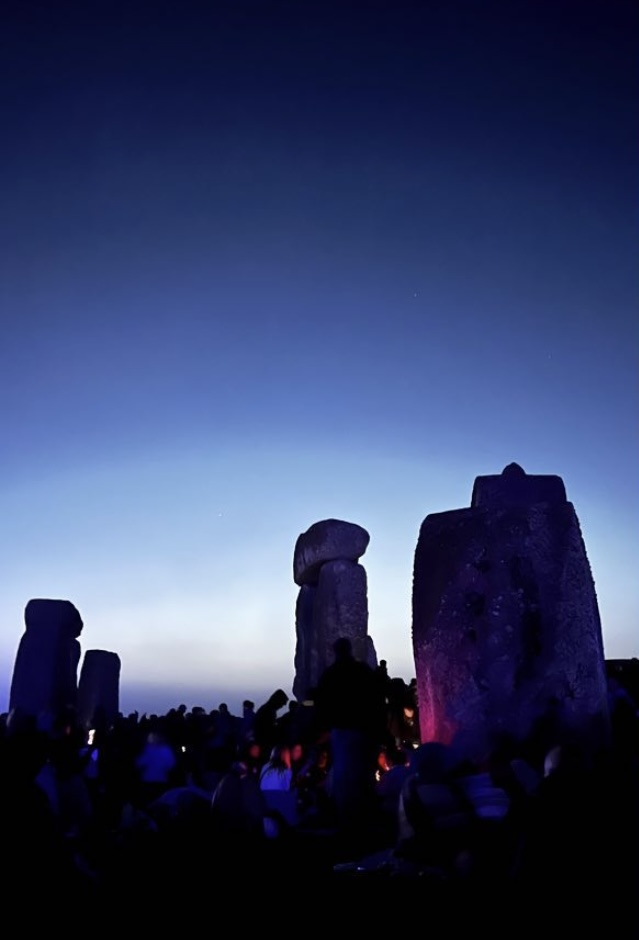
[
  {"xmin": 292, "ymin": 520, "xmax": 377, "ymax": 699},
  {"xmin": 412, "ymin": 467, "xmax": 609, "ymax": 762},
  {"xmin": 314, "ymin": 559, "xmax": 375, "ymax": 674},
  {"xmin": 293, "ymin": 518, "xmax": 370, "ymax": 586}
]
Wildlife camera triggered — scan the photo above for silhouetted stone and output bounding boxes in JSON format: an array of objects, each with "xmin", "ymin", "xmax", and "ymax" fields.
[
  {"xmin": 471, "ymin": 462, "xmax": 567, "ymax": 510},
  {"xmin": 77, "ymin": 649, "xmax": 121, "ymax": 729},
  {"xmin": 293, "ymin": 520, "xmax": 377, "ymax": 699},
  {"xmin": 293, "ymin": 519, "xmax": 370, "ymax": 586},
  {"xmin": 314, "ymin": 559, "xmax": 376, "ymax": 676},
  {"xmin": 9, "ymin": 599, "xmax": 84, "ymax": 720},
  {"xmin": 412, "ymin": 466, "xmax": 609, "ymax": 762},
  {"xmin": 292, "ymin": 584, "xmax": 318, "ymax": 701}
]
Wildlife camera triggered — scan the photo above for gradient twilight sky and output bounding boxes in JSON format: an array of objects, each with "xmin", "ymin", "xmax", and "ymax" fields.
[{"xmin": 1, "ymin": 0, "xmax": 637, "ymax": 716}]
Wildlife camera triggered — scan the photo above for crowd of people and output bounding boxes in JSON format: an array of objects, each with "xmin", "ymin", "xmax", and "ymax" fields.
[{"xmin": 1, "ymin": 641, "xmax": 638, "ymax": 925}]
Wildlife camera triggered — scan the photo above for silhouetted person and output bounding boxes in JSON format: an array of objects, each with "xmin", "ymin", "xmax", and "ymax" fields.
[
  {"xmin": 209, "ymin": 760, "xmax": 268, "ymax": 876},
  {"xmin": 375, "ymin": 659, "xmax": 391, "ymax": 710},
  {"xmin": 314, "ymin": 637, "xmax": 386, "ymax": 833},
  {"xmin": 253, "ymin": 689, "xmax": 289, "ymax": 753},
  {"xmin": 239, "ymin": 699, "xmax": 256, "ymax": 743}
]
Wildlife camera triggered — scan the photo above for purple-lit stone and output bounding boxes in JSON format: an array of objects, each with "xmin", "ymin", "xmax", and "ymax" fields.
[
  {"xmin": 412, "ymin": 468, "xmax": 609, "ymax": 762},
  {"xmin": 292, "ymin": 518, "xmax": 378, "ymax": 699}
]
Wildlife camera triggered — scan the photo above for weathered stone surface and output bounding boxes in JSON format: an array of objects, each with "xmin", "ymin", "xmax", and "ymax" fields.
[
  {"xmin": 412, "ymin": 484, "xmax": 609, "ymax": 762},
  {"xmin": 10, "ymin": 599, "xmax": 84, "ymax": 719},
  {"xmin": 77, "ymin": 649, "xmax": 121, "ymax": 729},
  {"xmin": 314, "ymin": 560, "xmax": 377, "ymax": 677},
  {"xmin": 293, "ymin": 519, "xmax": 370, "ymax": 586},
  {"xmin": 351, "ymin": 634, "xmax": 378, "ymax": 671},
  {"xmin": 471, "ymin": 462, "xmax": 567, "ymax": 510},
  {"xmin": 293, "ymin": 584, "xmax": 318, "ymax": 701},
  {"xmin": 293, "ymin": 560, "xmax": 378, "ymax": 699},
  {"xmin": 292, "ymin": 519, "xmax": 378, "ymax": 699}
]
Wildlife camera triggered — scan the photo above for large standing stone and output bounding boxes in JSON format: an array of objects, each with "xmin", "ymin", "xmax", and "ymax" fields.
[
  {"xmin": 292, "ymin": 519, "xmax": 377, "ymax": 699},
  {"xmin": 77, "ymin": 649, "xmax": 121, "ymax": 729},
  {"xmin": 9, "ymin": 599, "xmax": 83, "ymax": 720},
  {"xmin": 314, "ymin": 559, "xmax": 376, "ymax": 677},
  {"xmin": 293, "ymin": 519, "xmax": 370, "ymax": 586},
  {"xmin": 412, "ymin": 465, "xmax": 609, "ymax": 762},
  {"xmin": 292, "ymin": 584, "xmax": 318, "ymax": 701},
  {"xmin": 471, "ymin": 461, "xmax": 567, "ymax": 510}
]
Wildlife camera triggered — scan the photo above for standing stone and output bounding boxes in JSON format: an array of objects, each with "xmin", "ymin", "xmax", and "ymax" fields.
[
  {"xmin": 77, "ymin": 649, "xmax": 121, "ymax": 729},
  {"xmin": 293, "ymin": 519, "xmax": 377, "ymax": 699},
  {"xmin": 292, "ymin": 584, "xmax": 317, "ymax": 701},
  {"xmin": 471, "ymin": 461, "xmax": 567, "ymax": 510},
  {"xmin": 412, "ymin": 464, "xmax": 609, "ymax": 762},
  {"xmin": 293, "ymin": 519, "xmax": 370, "ymax": 586},
  {"xmin": 315, "ymin": 560, "xmax": 374, "ymax": 675},
  {"xmin": 9, "ymin": 599, "xmax": 83, "ymax": 721}
]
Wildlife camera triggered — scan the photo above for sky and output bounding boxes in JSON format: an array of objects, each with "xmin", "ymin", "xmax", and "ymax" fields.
[{"xmin": 1, "ymin": 0, "xmax": 637, "ymax": 717}]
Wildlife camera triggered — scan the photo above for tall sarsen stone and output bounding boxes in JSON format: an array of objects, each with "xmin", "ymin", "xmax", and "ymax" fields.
[
  {"xmin": 293, "ymin": 519, "xmax": 376, "ymax": 699},
  {"xmin": 10, "ymin": 599, "xmax": 83, "ymax": 720},
  {"xmin": 293, "ymin": 519, "xmax": 370, "ymax": 586},
  {"xmin": 292, "ymin": 584, "xmax": 318, "ymax": 701},
  {"xmin": 78, "ymin": 649, "xmax": 121, "ymax": 729},
  {"xmin": 412, "ymin": 465, "xmax": 609, "ymax": 761}
]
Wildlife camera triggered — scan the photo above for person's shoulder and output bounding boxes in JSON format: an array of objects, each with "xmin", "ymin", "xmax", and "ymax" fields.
[
  {"xmin": 354, "ymin": 659, "xmax": 376, "ymax": 676},
  {"xmin": 316, "ymin": 661, "xmax": 339, "ymax": 683}
]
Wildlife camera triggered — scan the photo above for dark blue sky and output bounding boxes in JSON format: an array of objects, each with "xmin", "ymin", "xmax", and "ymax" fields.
[{"xmin": 1, "ymin": 0, "xmax": 637, "ymax": 714}]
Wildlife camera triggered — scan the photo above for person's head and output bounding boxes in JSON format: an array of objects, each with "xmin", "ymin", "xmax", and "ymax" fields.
[
  {"xmin": 268, "ymin": 689, "xmax": 289, "ymax": 711},
  {"xmin": 289, "ymin": 742, "xmax": 304, "ymax": 764},
  {"xmin": 268, "ymin": 744, "xmax": 291, "ymax": 769},
  {"xmin": 238, "ymin": 741, "xmax": 261, "ymax": 771}
]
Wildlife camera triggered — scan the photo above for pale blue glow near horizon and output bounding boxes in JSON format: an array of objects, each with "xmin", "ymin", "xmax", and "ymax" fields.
[{"xmin": 0, "ymin": 442, "xmax": 636, "ymax": 716}]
